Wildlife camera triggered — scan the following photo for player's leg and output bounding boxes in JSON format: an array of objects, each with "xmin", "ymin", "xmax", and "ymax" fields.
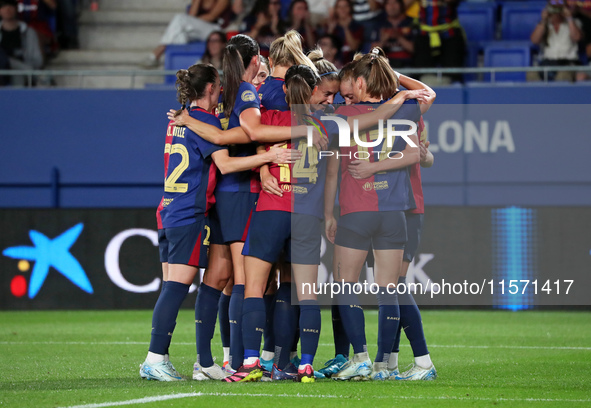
[
  {"xmin": 293, "ymin": 263, "xmax": 321, "ymax": 383},
  {"xmin": 228, "ymin": 242, "xmax": 246, "ymax": 371},
  {"xmin": 260, "ymin": 266, "xmax": 278, "ymax": 371},
  {"xmin": 370, "ymin": 210, "xmax": 407, "ymax": 380},
  {"xmin": 393, "ymin": 213, "xmax": 436, "ymax": 381},
  {"xmin": 219, "ymin": 276, "xmax": 233, "ymax": 371},
  {"xmin": 194, "ymin": 243, "xmax": 232, "ymax": 380},
  {"xmin": 141, "ymin": 224, "xmax": 205, "ymax": 381},
  {"xmin": 331, "ymin": 243, "xmax": 372, "ymax": 380},
  {"xmin": 273, "ymin": 263, "xmax": 299, "ymax": 377}
]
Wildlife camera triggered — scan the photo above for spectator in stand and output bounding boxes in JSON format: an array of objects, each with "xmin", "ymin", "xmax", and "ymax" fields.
[
  {"xmin": 317, "ymin": 33, "xmax": 344, "ymax": 68},
  {"xmin": 287, "ymin": 0, "xmax": 316, "ymax": 51},
  {"xmin": 0, "ymin": 0, "xmax": 43, "ymax": 85},
  {"xmin": 371, "ymin": 0, "xmax": 415, "ymax": 68},
  {"xmin": 198, "ymin": 30, "xmax": 226, "ymax": 71},
  {"xmin": 244, "ymin": 0, "xmax": 288, "ymax": 57},
  {"xmin": 567, "ymin": 0, "xmax": 591, "ymax": 79},
  {"xmin": 351, "ymin": 0, "xmax": 383, "ymax": 46},
  {"xmin": 141, "ymin": 0, "xmax": 231, "ymax": 68},
  {"xmin": 410, "ymin": 0, "xmax": 465, "ymax": 83},
  {"xmin": 17, "ymin": 0, "xmax": 57, "ymax": 58},
  {"xmin": 56, "ymin": 0, "xmax": 78, "ymax": 50},
  {"xmin": 324, "ymin": 0, "xmax": 364, "ymax": 64},
  {"xmin": 531, "ymin": 0, "xmax": 583, "ymax": 81}
]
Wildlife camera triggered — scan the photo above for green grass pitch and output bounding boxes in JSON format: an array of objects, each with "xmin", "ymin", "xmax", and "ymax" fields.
[{"xmin": 1, "ymin": 310, "xmax": 590, "ymax": 408}]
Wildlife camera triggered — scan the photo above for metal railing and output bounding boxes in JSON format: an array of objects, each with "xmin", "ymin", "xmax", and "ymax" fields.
[{"xmin": 1, "ymin": 65, "xmax": 591, "ymax": 88}]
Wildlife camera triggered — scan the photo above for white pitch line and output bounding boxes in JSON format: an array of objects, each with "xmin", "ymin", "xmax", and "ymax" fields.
[
  {"xmin": 2, "ymin": 341, "xmax": 590, "ymax": 351},
  {"xmin": 60, "ymin": 391, "xmax": 591, "ymax": 408}
]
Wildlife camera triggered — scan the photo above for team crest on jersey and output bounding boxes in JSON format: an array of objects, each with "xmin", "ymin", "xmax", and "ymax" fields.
[{"xmin": 241, "ymin": 90, "xmax": 256, "ymax": 102}]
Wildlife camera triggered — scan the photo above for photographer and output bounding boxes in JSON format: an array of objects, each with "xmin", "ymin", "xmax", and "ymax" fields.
[{"xmin": 531, "ymin": 0, "xmax": 583, "ymax": 81}]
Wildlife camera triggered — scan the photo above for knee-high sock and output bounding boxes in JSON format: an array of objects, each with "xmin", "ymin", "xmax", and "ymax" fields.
[
  {"xmin": 331, "ymin": 303, "xmax": 350, "ymax": 358},
  {"xmin": 195, "ymin": 283, "xmax": 221, "ymax": 367},
  {"xmin": 242, "ymin": 297, "xmax": 266, "ymax": 359},
  {"xmin": 262, "ymin": 294, "xmax": 276, "ymax": 354},
  {"xmin": 394, "ymin": 276, "xmax": 429, "ymax": 357},
  {"xmin": 273, "ymin": 282, "xmax": 298, "ymax": 368},
  {"xmin": 149, "ymin": 281, "xmax": 190, "ymax": 355},
  {"xmin": 160, "ymin": 281, "xmax": 175, "ymax": 356},
  {"xmin": 375, "ymin": 289, "xmax": 399, "ymax": 363},
  {"xmin": 299, "ymin": 300, "xmax": 321, "ymax": 366},
  {"xmin": 337, "ymin": 282, "xmax": 366, "ymax": 355},
  {"xmin": 218, "ymin": 293, "xmax": 231, "ymax": 348},
  {"xmin": 229, "ymin": 284, "xmax": 245, "ymax": 370}
]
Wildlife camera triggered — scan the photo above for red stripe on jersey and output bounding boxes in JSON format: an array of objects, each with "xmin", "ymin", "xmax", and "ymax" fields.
[
  {"xmin": 241, "ymin": 209, "xmax": 254, "ymax": 242},
  {"xmin": 409, "ymin": 117, "xmax": 425, "ymax": 214},
  {"xmin": 188, "ymin": 231, "xmax": 203, "ymax": 267},
  {"xmin": 432, "ymin": 0, "xmax": 440, "ymax": 27},
  {"xmin": 205, "ymin": 161, "xmax": 218, "ymax": 215}
]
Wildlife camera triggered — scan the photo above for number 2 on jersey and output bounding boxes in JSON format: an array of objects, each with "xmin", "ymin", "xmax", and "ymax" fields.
[{"xmin": 164, "ymin": 143, "xmax": 189, "ymax": 193}]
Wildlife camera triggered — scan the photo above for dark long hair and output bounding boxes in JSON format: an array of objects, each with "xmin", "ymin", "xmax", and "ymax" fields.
[
  {"xmin": 285, "ymin": 64, "xmax": 319, "ymax": 116},
  {"xmin": 222, "ymin": 34, "xmax": 259, "ymax": 118},
  {"xmin": 174, "ymin": 63, "xmax": 218, "ymax": 116}
]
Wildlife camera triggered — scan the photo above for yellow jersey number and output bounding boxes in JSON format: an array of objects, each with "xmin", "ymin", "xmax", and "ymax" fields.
[
  {"xmin": 277, "ymin": 140, "xmax": 319, "ymax": 184},
  {"xmin": 164, "ymin": 143, "xmax": 189, "ymax": 193}
]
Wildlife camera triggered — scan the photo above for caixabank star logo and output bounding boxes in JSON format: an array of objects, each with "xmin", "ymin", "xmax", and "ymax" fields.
[{"xmin": 2, "ymin": 223, "xmax": 93, "ymax": 298}]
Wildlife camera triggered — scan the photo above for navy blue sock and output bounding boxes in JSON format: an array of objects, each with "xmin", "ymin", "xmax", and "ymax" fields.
[
  {"xmin": 375, "ymin": 288, "xmax": 399, "ymax": 363},
  {"xmin": 292, "ymin": 309, "xmax": 300, "ymax": 354},
  {"xmin": 218, "ymin": 293, "xmax": 231, "ymax": 348},
  {"xmin": 273, "ymin": 283, "xmax": 298, "ymax": 368},
  {"xmin": 160, "ymin": 280, "xmax": 171, "ymax": 354},
  {"xmin": 396, "ymin": 276, "xmax": 429, "ymax": 357},
  {"xmin": 242, "ymin": 297, "xmax": 266, "ymax": 359},
  {"xmin": 331, "ymin": 304, "xmax": 350, "ymax": 358},
  {"xmin": 299, "ymin": 300, "xmax": 320, "ymax": 366},
  {"xmin": 337, "ymin": 282, "xmax": 366, "ymax": 355},
  {"xmin": 262, "ymin": 294, "xmax": 275, "ymax": 354},
  {"xmin": 229, "ymin": 284, "xmax": 245, "ymax": 370},
  {"xmin": 149, "ymin": 281, "xmax": 190, "ymax": 355},
  {"xmin": 195, "ymin": 283, "xmax": 221, "ymax": 367}
]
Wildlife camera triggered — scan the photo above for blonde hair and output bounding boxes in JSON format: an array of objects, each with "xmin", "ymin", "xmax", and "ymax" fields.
[
  {"xmin": 269, "ymin": 30, "xmax": 318, "ymax": 74},
  {"xmin": 308, "ymin": 47, "xmax": 339, "ymax": 82},
  {"xmin": 352, "ymin": 47, "xmax": 399, "ymax": 100}
]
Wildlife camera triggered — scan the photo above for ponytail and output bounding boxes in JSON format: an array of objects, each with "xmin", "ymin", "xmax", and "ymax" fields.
[
  {"xmin": 352, "ymin": 47, "xmax": 399, "ymax": 100},
  {"xmin": 222, "ymin": 34, "xmax": 259, "ymax": 118},
  {"xmin": 174, "ymin": 63, "xmax": 218, "ymax": 116},
  {"xmin": 269, "ymin": 30, "xmax": 318, "ymax": 74},
  {"xmin": 285, "ymin": 64, "xmax": 319, "ymax": 115},
  {"xmin": 308, "ymin": 47, "xmax": 339, "ymax": 83}
]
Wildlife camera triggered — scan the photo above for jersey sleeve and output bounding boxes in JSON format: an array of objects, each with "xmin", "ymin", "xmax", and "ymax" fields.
[
  {"xmin": 235, "ymin": 82, "xmax": 261, "ymax": 117},
  {"xmin": 195, "ymin": 114, "xmax": 227, "ymax": 159}
]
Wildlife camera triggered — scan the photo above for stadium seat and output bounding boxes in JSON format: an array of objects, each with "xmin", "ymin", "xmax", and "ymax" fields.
[
  {"xmin": 501, "ymin": 1, "xmax": 547, "ymax": 41},
  {"xmin": 164, "ymin": 42, "xmax": 207, "ymax": 84},
  {"xmin": 457, "ymin": 2, "xmax": 497, "ymax": 43},
  {"xmin": 483, "ymin": 41, "xmax": 531, "ymax": 81}
]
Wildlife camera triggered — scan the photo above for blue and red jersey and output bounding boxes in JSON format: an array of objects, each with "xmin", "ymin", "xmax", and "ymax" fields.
[
  {"xmin": 256, "ymin": 109, "xmax": 339, "ymax": 219},
  {"xmin": 335, "ymin": 99, "xmax": 421, "ymax": 216},
  {"xmin": 156, "ymin": 106, "xmax": 226, "ymax": 229},
  {"xmin": 216, "ymin": 81, "xmax": 262, "ymax": 194},
  {"xmin": 257, "ymin": 76, "xmax": 288, "ymax": 112},
  {"xmin": 418, "ymin": 0, "xmax": 463, "ymax": 39}
]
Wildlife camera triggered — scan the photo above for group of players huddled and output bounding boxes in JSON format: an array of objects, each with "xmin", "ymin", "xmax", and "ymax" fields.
[{"xmin": 139, "ymin": 29, "xmax": 436, "ymax": 384}]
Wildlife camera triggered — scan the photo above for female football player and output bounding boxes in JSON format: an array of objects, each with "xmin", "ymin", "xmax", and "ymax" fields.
[
  {"xmin": 323, "ymin": 48, "xmax": 429, "ymax": 381},
  {"xmin": 140, "ymin": 63, "xmax": 297, "ymax": 382}
]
